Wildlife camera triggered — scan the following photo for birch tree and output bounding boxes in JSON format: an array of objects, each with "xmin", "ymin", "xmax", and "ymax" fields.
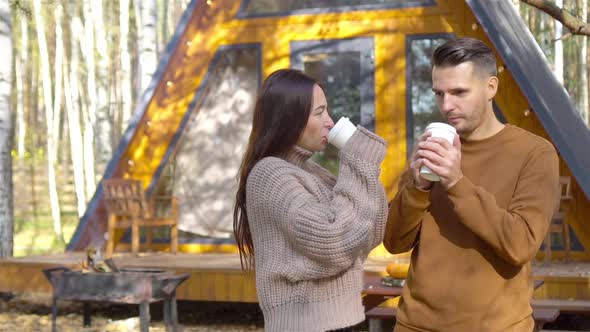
[
  {"xmin": 64, "ymin": 55, "xmax": 86, "ymax": 217},
  {"xmin": 554, "ymin": 0, "xmax": 564, "ymax": 84},
  {"xmin": 0, "ymin": 0, "xmax": 13, "ymax": 257},
  {"xmin": 136, "ymin": 0, "xmax": 158, "ymax": 95},
  {"xmin": 580, "ymin": 0, "xmax": 588, "ymax": 123},
  {"xmin": 63, "ymin": 1, "xmax": 86, "ymax": 217},
  {"xmin": 91, "ymin": 0, "xmax": 112, "ymax": 167},
  {"xmin": 120, "ymin": 0, "xmax": 133, "ymax": 128},
  {"xmin": 160, "ymin": 0, "xmax": 169, "ymax": 54},
  {"xmin": 15, "ymin": 12, "xmax": 27, "ymax": 158},
  {"xmin": 80, "ymin": 2, "xmax": 97, "ymax": 198},
  {"xmin": 53, "ymin": 3, "xmax": 63, "ymax": 175},
  {"xmin": 33, "ymin": 0, "xmax": 63, "ymax": 241},
  {"xmin": 521, "ymin": 0, "xmax": 590, "ymax": 36},
  {"xmin": 519, "ymin": 0, "xmax": 589, "ymax": 126}
]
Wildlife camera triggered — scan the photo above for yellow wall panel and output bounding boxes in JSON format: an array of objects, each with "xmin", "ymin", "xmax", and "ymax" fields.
[{"xmin": 70, "ymin": 0, "xmax": 590, "ymax": 261}]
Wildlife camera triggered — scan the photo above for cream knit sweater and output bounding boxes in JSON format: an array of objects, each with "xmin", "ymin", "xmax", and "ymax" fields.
[{"xmin": 246, "ymin": 126, "xmax": 388, "ymax": 332}]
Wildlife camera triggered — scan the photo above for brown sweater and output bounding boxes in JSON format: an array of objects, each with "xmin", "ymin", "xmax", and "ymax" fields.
[
  {"xmin": 384, "ymin": 125, "xmax": 559, "ymax": 332},
  {"xmin": 246, "ymin": 126, "xmax": 388, "ymax": 331}
]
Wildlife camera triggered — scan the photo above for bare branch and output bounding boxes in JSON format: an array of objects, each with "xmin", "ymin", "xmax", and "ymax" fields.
[{"xmin": 520, "ymin": 0, "xmax": 590, "ymax": 36}]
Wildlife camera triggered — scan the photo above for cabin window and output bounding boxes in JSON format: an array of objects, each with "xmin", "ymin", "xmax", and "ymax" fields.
[
  {"xmin": 406, "ymin": 35, "xmax": 451, "ymax": 157},
  {"xmin": 240, "ymin": 0, "xmax": 435, "ymax": 16},
  {"xmin": 132, "ymin": 45, "xmax": 261, "ymax": 244},
  {"xmin": 291, "ymin": 38, "xmax": 375, "ymax": 174},
  {"xmin": 303, "ymin": 52, "xmax": 362, "ymax": 126}
]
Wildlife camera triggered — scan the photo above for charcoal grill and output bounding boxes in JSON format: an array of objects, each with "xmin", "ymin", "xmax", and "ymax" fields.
[{"xmin": 43, "ymin": 267, "xmax": 189, "ymax": 332}]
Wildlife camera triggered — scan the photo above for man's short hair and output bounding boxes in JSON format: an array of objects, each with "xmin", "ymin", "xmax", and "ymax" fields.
[{"xmin": 432, "ymin": 37, "xmax": 497, "ymax": 77}]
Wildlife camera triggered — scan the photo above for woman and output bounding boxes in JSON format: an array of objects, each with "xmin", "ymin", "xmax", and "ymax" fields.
[{"xmin": 233, "ymin": 69, "xmax": 388, "ymax": 332}]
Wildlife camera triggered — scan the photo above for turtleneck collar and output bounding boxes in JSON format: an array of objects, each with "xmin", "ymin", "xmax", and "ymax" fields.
[{"xmin": 282, "ymin": 146, "xmax": 314, "ymax": 168}]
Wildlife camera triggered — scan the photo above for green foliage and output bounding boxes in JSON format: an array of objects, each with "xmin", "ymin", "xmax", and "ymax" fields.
[
  {"xmin": 409, "ymin": 37, "xmax": 448, "ymax": 142},
  {"xmin": 11, "ymin": 147, "xmax": 45, "ymax": 163},
  {"xmin": 13, "ymin": 212, "xmax": 78, "ymax": 257},
  {"xmin": 9, "ymin": 0, "xmax": 32, "ymax": 17}
]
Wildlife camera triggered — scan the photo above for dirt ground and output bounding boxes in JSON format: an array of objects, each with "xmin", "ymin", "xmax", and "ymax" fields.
[
  {"xmin": 0, "ymin": 293, "xmax": 264, "ymax": 332},
  {"xmin": 2, "ymin": 292, "xmax": 590, "ymax": 331}
]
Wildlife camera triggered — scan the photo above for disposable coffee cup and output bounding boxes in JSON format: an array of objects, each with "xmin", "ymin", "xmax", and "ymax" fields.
[
  {"xmin": 328, "ymin": 117, "xmax": 357, "ymax": 149},
  {"xmin": 419, "ymin": 122, "xmax": 457, "ymax": 182}
]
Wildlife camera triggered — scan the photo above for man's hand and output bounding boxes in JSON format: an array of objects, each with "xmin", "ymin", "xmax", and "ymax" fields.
[
  {"xmin": 409, "ymin": 132, "xmax": 434, "ymax": 190},
  {"xmin": 416, "ymin": 135, "xmax": 463, "ymax": 190}
]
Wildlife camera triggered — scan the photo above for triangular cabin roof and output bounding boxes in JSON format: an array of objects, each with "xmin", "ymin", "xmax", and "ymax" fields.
[
  {"xmin": 467, "ymin": 0, "xmax": 590, "ymax": 198},
  {"xmin": 68, "ymin": 0, "xmax": 590, "ymax": 251}
]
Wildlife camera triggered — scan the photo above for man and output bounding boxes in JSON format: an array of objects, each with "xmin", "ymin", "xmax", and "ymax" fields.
[{"xmin": 383, "ymin": 37, "xmax": 559, "ymax": 331}]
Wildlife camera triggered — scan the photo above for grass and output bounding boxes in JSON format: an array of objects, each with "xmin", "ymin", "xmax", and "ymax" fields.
[{"xmin": 13, "ymin": 212, "xmax": 79, "ymax": 257}]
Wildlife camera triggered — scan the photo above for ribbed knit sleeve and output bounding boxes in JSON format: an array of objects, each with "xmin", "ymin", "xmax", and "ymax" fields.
[
  {"xmin": 339, "ymin": 126, "xmax": 388, "ymax": 254},
  {"xmin": 247, "ymin": 127, "xmax": 387, "ymax": 282}
]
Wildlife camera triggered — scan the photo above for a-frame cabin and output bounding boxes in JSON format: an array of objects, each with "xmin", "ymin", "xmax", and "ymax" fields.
[{"xmin": 3, "ymin": 0, "xmax": 590, "ymax": 303}]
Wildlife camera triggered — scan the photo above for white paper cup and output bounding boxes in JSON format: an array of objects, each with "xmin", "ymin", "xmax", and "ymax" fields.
[
  {"xmin": 328, "ymin": 117, "xmax": 357, "ymax": 149},
  {"xmin": 419, "ymin": 122, "xmax": 457, "ymax": 182}
]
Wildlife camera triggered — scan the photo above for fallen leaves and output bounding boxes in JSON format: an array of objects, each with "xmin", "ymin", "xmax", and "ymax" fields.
[{"xmin": 0, "ymin": 293, "xmax": 264, "ymax": 332}]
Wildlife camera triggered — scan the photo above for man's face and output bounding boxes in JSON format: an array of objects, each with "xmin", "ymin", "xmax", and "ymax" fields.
[{"xmin": 432, "ymin": 62, "xmax": 494, "ymax": 137}]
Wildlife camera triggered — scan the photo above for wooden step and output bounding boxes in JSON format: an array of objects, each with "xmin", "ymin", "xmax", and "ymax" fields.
[
  {"xmin": 365, "ymin": 303, "xmax": 560, "ymax": 330},
  {"xmin": 366, "ymin": 306, "xmax": 397, "ymax": 320},
  {"xmin": 532, "ymin": 299, "xmax": 590, "ymax": 313},
  {"xmin": 532, "ymin": 308, "xmax": 560, "ymax": 327}
]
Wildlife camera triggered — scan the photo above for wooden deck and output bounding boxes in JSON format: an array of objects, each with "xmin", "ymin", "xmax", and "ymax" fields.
[
  {"xmin": 0, "ymin": 252, "xmax": 258, "ymax": 302},
  {"xmin": 3, "ymin": 253, "xmax": 590, "ymax": 304},
  {"xmin": 0, "ymin": 252, "xmax": 391, "ymax": 303},
  {"xmin": 532, "ymin": 261, "xmax": 590, "ymax": 301}
]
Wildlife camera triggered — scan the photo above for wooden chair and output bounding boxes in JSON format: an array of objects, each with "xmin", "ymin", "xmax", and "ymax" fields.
[
  {"xmin": 102, "ymin": 178, "xmax": 179, "ymax": 257},
  {"xmin": 544, "ymin": 176, "xmax": 573, "ymax": 263}
]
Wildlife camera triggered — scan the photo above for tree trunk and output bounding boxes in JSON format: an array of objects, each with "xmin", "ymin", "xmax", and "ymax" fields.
[
  {"xmin": 53, "ymin": 3, "xmax": 63, "ymax": 173},
  {"xmin": 136, "ymin": 0, "xmax": 158, "ymax": 95},
  {"xmin": 81, "ymin": 92, "xmax": 97, "ymax": 200},
  {"xmin": 91, "ymin": 0, "xmax": 112, "ymax": 168},
  {"xmin": 63, "ymin": 2, "xmax": 87, "ymax": 217},
  {"xmin": 64, "ymin": 57, "xmax": 86, "ymax": 217},
  {"xmin": 580, "ymin": 0, "xmax": 589, "ymax": 124},
  {"xmin": 161, "ymin": 0, "xmax": 169, "ymax": 53},
  {"xmin": 16, "ymin": 13, "xmax": 27, "ymax": 159},
  {"xmin": 34, "ymin": 0, "xmax": 63, "ymax": 241},
  {"xmin": 120, "ymin": 0, "xmax": 133, "ymax": 128},
  {"xmin": 540, "ymin": 7, "xmax": 549, "ymax": 53},
  {"xmin": 80, "ymin": 2, "xmax": 97, "ymax": 199},
  {"xmin": 554, "ymin": 0, "xmax": 564, "ymax": 84},
  {"xmin": 0, "ymin": 0, "xmax": 13, "ymax": 257},
  {"xmin": 28, "ymin": 51, "xmax": 39, "ymax": 219},
  {"xmin": 69, "ymin": 12, "xmax": 90, "ymax": 205}
]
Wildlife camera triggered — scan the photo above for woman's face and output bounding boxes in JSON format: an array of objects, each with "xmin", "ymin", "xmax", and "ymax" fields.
[{"xmin": 297, "ymin": 85, "xmax": 334, "ymax": 152}]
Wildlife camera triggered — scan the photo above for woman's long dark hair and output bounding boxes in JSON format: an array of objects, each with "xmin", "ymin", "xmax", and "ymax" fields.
[{"xmin": 233, "ymin": 69, "xmax": 321, "ymax": 269}]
